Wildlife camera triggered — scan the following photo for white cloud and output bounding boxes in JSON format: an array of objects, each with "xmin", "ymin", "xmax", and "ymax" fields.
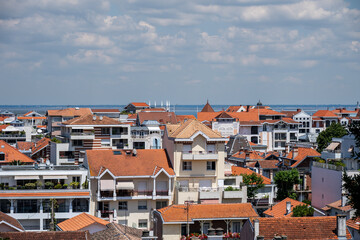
[
  {"xmin": 301, "ymin": 60, "xmax": 318, "ymax": 68},
  {"xmin": 198, "ymin": 51, "xmax": 234, "ymax": 63},
  {"xmin": 63, "ymin": 32, "xmax": 113, "ymax": 47},
  {"xmin": 67, "ymin": 49, "xmax": 113, "ymax": 64}
]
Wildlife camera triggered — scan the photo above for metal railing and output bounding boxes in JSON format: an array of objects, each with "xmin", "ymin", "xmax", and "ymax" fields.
[
  {"xmin": 182, "ymin": 150, "xmax": 218, "ymax": 154},
  {"xmin": 70, "ymin": 132, "xmax": 94, "ymax": 136},
  {"xmin": 177, "ymin": 187, "xmax": 219, "ymax": 192}
]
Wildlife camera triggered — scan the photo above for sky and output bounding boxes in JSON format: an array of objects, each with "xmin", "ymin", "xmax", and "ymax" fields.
[{"xmin": 0, "ymin": 0, "xmax": 359, "ymax": 105}]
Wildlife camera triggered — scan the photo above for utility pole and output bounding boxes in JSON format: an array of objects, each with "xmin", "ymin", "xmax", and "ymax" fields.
[
  {"xmin": 50, "ymin": 198, "xmax": 57, "ymax": 231},
  {"xmin": 186, "ymin": 201, "xmax": 190, "ymax": 236}
]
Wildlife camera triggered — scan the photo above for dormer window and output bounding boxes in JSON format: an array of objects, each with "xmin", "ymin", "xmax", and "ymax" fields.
[{"xmin": 0, "ymin": 152, "xmax": 4, "ymax": 161}]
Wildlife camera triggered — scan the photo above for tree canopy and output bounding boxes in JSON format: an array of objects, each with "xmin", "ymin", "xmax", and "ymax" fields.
[
  {"xmin": 292, "ymin": 204, "xmax": 314, "ymax": 217},
  {"xmin": 274, "ymin": 169, "xmax": 300, "ymax": 200},
  {"xmin": 343, "ymin": 171, "xmax": 360, "ymax": 218},
  {"xmin": 241, "ymin": 173, "xmax": 265, "ymax": 199},
  {"xmin": 348, "ymin": 121, "xmax": 360, "ymax": 158},
  {"xmin": 317, "ymin": 123, "xmax": 348, "ymax": 153}
]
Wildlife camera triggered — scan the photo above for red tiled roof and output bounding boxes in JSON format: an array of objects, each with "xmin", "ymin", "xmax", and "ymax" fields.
[
  {"xmin": 201, "ymin": 101, "xmax": 215, "ymax": 112},
  {"xmin": 140, "ymin": 108, "xmax": 167, "ymax": 112},
  {"xmin": 176, "ymin": 115, "xmax": 196, "ymax": 123},
  {"xmin": 57, "ymin": 213, "xmax": 109, "ymax": 231},
  {"xmin": 16, "ymin": 142, "xmax": 35, "ymax": 151},
  {"xmin": 91, "ymin": 109, "xmax": 120, "ymax": 113},
  {"xmin": 226, "ymin": 106, "xmax": 249, "ymax": 112},
  {"xmin": 231, "ymin": 166, "xmax": 271, "ymax": 184},
  {"xmin": 138, "ymin": 112, "xmax": 177, "ymax": 125},
  {"xmin": 0, "ymin": 191, "xmax": 89, "ymax": 198},
  {"xmin": 167, "ymin": 119, "xmax": 223, "ymax": 139},
  {"xmin": 130, "ymin": 102, "xmax": 149, "ymax": 107},
  {"xmin": 36, "ymin": 125, "xmax": 47, "ymax": 129},
  {"xmin": 158, "ymin": 203, "xmax": 258, "ymax": 223},
  {"xmin": 0, "ymin": 231, "xmax": 91, "ymax": 240},
  {"xmin": 285, "ymin": 147, "xmax": 320, "ymax": 168},
  {"xmin": 86, "ymin": 149, "xmax": 175, "ymax": 177},
  {"xmin": 17, "ymin": 116, "xmax": 46, "ymax": 120},
  {"xmin": 313, "ymin": 110, "xmax": 338, "ymax": 118},
  {"xmin": 31, "ymin": 137, "xmax": 51, "ymax": 155},
  {"xmin": 281, "ymin": 110, "xmax": 302, "ymax": 118},
  {"xmin": 0, "ymin": 211, "xmax": 24, "ymax": 231},
  {"xmin": 263, "ymin": 197, "xmax": 306, "ymax": 217},
  {"xmin": 63, "ymin": 114, "xmax": 122, "ymax": 125},
  {"xmin": 325, "ymin": 199, "xmax": 353, "ymax": 212},
  {"xmin": 47, "ymin": 108, "xmax": 92, "ymax": 117},
  {"xmin": 248, "ymin": 160, "xmax": 279, "ymax": 169},
  {"xmin": 347, "ymin": 217, "xmax": 360, "ymax": 231},
  {"xmin": 248, "ymin": 108, "xmax": 286, "ymax": 116},
  {"xmin": 0, "ymin": 140, "xmax": 35, "ymax": 164},
  {"xmin": 231, "ymin": 150, "xmax": 265, "ymax": 161},
  {"xmin": 258, "ymin": 216, "xmax": 352, "ymax": 239},
  {"xmin": 0, "ymin": 125, "xmax": 8, "ymax": 131}
]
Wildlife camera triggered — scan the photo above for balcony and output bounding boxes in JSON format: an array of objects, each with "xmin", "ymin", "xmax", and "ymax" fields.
[
  {"xmin": 69, "ymin": 132, "xmax": 94, "ymax": 140},
  {"xmin": 247, "ymin": 198, "xmax": 270, "ymax": 206},
  {"xmin": 321, "ymin": 150, "xmax": 342, "ymax": 160},
  {"xmin": 182, "ymin": 151, "xmax": 218, "ymax": 160},
  {"xmin": 0, "ymin": 134, "xmax": 26, "ymax": 139},
  {"xmin": 199, "ymin": 188, "xmax": 221, "ymax": 200},
  {"xmin": 223, "ymin": 189, "xmax": 244, "ymax": 199}
]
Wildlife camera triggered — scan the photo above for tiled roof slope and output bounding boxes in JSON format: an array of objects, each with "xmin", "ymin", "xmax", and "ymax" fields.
[
  {"xmin": 313, "ymin": 110, "xmax": 338, "ymax": 118},
  {"xmin": 0, "ymin": 140, "xmax": 35, "ymax": 164},
  {"xmin": 91, "ymin": 223, "xmax": 142, "ymax": 240},
  {"xmin": 176, "ymin": 115, "xmax": 196, "ymax": 123},
  {"xmin": 47, "ymin": 108, "xmax": 92, "ymax": 117},
  {"xmin": 57, "ymin": 213, "xmax": 109, "ymax": 231},
  {"xmin": 86, "ymin": 149, "xmax": 175, "ymax": 177},
  {"xmin": 285, "ymin": 147, "xmax": 320, "ymax": 167},
  {"xmin": 325, "ymin": 199, "xmax": 353, "ymax": 212},
  {"xmin": 138, "ymin": 112, "xmax": 177, "ymax": 125},
  {"xmin": 31, "ymin": 137, "xmax": 51, "ymax": 155},
  {"xmin": 158, "ymin": 203, "xmax": 258, "ymax": 222},
  {"xmin": 0, "ymin": 211, "xmax": 24, "ymax": 231},
  {"xmin": 201, "ymin": 101, "xmax": 215, "ymax": 112},
  {"xmin": 347, "ymin": 217, "xmax": 360, "ymax": 231},
  {"xmin": 0, "ymin": 231, "xmax": 91, "ymax": 240},
  {"xmin": 16, "ymin": 141, "xmax": 35, "ymax": 151},
  {"xmin": 231, "ymin": 166, "xmax": 271, "ymax": 184},
  {"xmin": 167, "ymin": 119, "xmax": 222, "ymax": 139},
  {"xmin": 258, "ymin": 216, "xmax": 352, "ymax": 239},
  {"xmin": 130, "ymin": 102, "xmax": 149, "ymax": 107},
  {"xmin": 263, "ymin": 197, "xmax": 306, "ymax": 217},
  {"xmin": 91, "ymin": 109, "xmax": 120, "ymax": 113},
  {"xmin": 231, "ymin": 150, "xmax": 265, "ymax": 161},
  {"xmin": 63, "ymin": 114, "xmax": 122, "ymax": 125}
]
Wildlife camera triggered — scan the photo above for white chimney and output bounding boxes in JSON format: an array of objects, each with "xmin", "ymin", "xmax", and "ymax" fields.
[
  {"xmin": 337, "ymin": 214, "xmax": 346, "ymax": 239},
  {"xmin": 254, "ymin": 219, "xmax": 259, "ymax": 238},
  {"xmin": 93, "ymin": 116, "xmax": 96, "ymax": 121},
  {"xmin": 286, "ymin": 201, "xmax": 291, "ymax": 215},
  {"xmin": 341, "ymin": 195, "xmax": 347, "ymax": 207},
  {"xmin": 99, "ymin": 116, "xmax": 103, "ymax": 121}
]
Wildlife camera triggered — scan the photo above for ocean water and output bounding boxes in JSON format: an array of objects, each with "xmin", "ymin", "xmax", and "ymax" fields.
[{"xmin": 0, "ymin": 104, "xmax": 358, "ymax": 116}]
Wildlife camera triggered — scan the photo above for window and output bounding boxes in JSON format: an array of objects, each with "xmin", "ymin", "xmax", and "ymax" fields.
[
  {"xmin": 72, "ymin": 140, "xmax": 83, "ymax": 147},
  {"xmin": 251, "ymin": 136, "xmax": 258, "ymax": 144},
  {"xmin": 203, "ymin": 223, "xmax": 210, "ymax": 234},
  {"xmin": 138, "ymin": 200, "xmax": 147, "ymax": 210},
  {"xmin": 101, "ymin": 139, "xmax": 110, "ymax": 147},
  {"xmin": 232, "ymin": 221, "xmax": 241, "ymax": 233},
  {"xmin": 262, "ymin": 124, "xmax": 267, "ymax": 131},
  {"xmin": 182, "ymin": 161, "xmax": 192, "ymax": 171},
  {"xmin": 71, "ymin": 129, "xmax": 83, "ymax": 133},
  {"xmin": 251, "ymin": 126, "xmax": 258, "ymax": 135},
  {"xmin": 0, "ymin": 153, "xmax": 5, "ymax": 161},
  {"xmin": 138, "ymin": 219, "xmax": 148, "ymax": 228},
  {"xmin": 182, "ymin": 144, "xmax": 191, "ymax": 153},
  {"xmin": 181, "ymin": 224, "xmax": 187, "ymax": 236},
  {"xmin": 207, "ymin": 144, "xmax": 215, "ymax": 153},
  {"xmin": 156, "ymin": 201, "xmax": 168, "ymax": 209},
  {"xmin": 206, "ymin": 161, "xmax": 216, "ymax": 171},
  {"xmin": 101, "ymin": 128, "xmax": 110, "ymax": 135},
  {"xmin": 224, "ymin": 179, "xmax": 235, "ymax": 186},
  {"xmin": 119, "ymin": 201, "xmax": 128, "ymax": 210}
]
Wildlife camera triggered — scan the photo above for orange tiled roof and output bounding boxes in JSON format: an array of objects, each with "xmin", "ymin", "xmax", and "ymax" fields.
[
  {"xmin": 0, "ymin": 140, "xmax": 35, "ymax": 164},
  {"xmin": 255, "ymin": 160, "xmax": 279, "ymax": 169},
  {"xmin": 231, "ymin": 150, "xmax": 265, "ymax": 161},
  {"xmin": 36, "ymin": 125, "xmax": 47, "ymax": 129},
  {"xmin": 347, "ymin": 217, "xmax": 360, "ymax": 231},
  {"xmin": 0, "ymin": 125, "xmax": 8, "ymax": 131},
  {"xmin": 140, "ymin": 108, "xmax": 167, "ymax": 112},
  {"xmin": 17, "ymin": 141, "xmax": 35, "ymax": 151},
  {"xmin": 201, "ymin": 101, "xmax": 215, "ymax": 112},
  {"xmin": 226, "ymin": 106, "xmax": 249, "ymax": 112},
  {"xmin": 263, "ymin": 197, "xmax": 306, "ymax": 217},
  {"xmin": 138, "ymin": 112, "xmax": 177, "ymax": 125},
  {"xmin": 0, "ymin": 231, "xmax": 91, "ymax": 240},
  {"xmin": 325, "ymin": 199, "xmax": 353, "ymax": 212},
  {"xmin": 248, "ymin": 108, "xmax": 286, "ymax": 116},
  {"xmin": 86, "ymin": 149, "xmax": 175, "ymax": 177},
  {"xmin": 167, "ymin": 119, "xmax": 223, "ymax": 139},
  {"xmin": 17, "ymin": 116, "xmax": 46, "ymax": 120},
  {"xmin": 0, "ymin": 211, "xmax": 24, "ymax": 231},
  {"xmin": 313, "ymin": 110, "xmax": 338, "ymax": 118},
  {"xmin": 258, "ymin": 216, "xmax": 352, "ymax": 239},
  {"xmin": 47, "ymin": 108, "xmax": 92, "ymax": 117},
  {"xmin": 0, "ymin": 191, "xmax": 90, "ymax": 198},
  {"xmin": 281, "ymin": 110, "xmax": 302, "ymax": 118},
  {"xmin": 63, "ymin": 114, "xmax": 122, "ymax": 125},
  {"xmin": 176, "ymin": 115, "xmax": 196, "ymax": 123},
  {"xmin": 130, "ymin": 102, "xmax": 149, "ymax": 107},
  {"xmin": 231, "ymin": 166, "xmax": 271, "ymax": 184},
  {"xmin": 31, "ymin": 137, "xmax": 51, "ymax": 155},
  {"xmin": 285, "ymin": 147, "xmax": 320, "ymax": 168},
  {"xmin": 91, "ymin": 109, "xmax": 120, "ymax": 113},
  {"xmin": 57, "ymin": 213, "xmax": 109, "ymax": 231},
  {"xmin": 158, "ymin": 203, "xmax": 258, "ymax": 223}
]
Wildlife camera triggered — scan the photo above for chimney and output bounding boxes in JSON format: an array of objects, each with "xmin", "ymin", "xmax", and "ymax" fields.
[
  {"xmin": 93, "ymin": 115, "xmax": 96, "ymax": 121},
  {"xmin": 254, "ymin": 219, "xmax": 260, "ymax": 238},
  {"xmin": 286, "ymin": 201, "xmax": 291, "ymax": 215},
  {"xmin": 297, "ymin": 109, "xmax": 301, "ymax": 112},
  {"xmin": 99, "ymin": 116, "xmax": 103, "ymax": 121},
  {"xmin": 341, "ymin": 195, "xmax": 347, "ymax": 207},
  {"xmin": 336, "ymin": 214, "xmax": 346, "ymax": 238},
  {"xmin": 293, "ymin": 147, "xmax": 298, "ymax": 159},
  {"xmin": 247, "ymin": 105, "xmax": 250, "ymax": 112}
]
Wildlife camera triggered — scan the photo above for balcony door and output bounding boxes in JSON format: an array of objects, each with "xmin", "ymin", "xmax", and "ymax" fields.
[
  {"xmin": 199, "ymin": 180, "xmax": 212, "ymax": 190},
  {"xmin": 156, "ymin": 181, "xmax": 167, "ymax": 195}
]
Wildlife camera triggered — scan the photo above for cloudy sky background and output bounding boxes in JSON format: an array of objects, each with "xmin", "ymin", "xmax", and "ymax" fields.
[{"xmin": 0, "ymin": 0, "xmax": 359, "ymax": 105}]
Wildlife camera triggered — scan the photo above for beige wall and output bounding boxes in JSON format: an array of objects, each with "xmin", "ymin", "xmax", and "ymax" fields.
[{"xmin": 163, "ymin": 224, "xmax": 182, "ymax": 240}]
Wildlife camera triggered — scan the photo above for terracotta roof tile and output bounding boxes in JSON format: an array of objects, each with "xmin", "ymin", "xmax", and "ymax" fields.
[
  {"xmin": 0, "ymin": 231, "xmax": 91, "ymax": 240},
  {"xmin": 0, "ymin": 211, "xmax": 24, "ymax": 231},
  {"xmin": 201, "ymin": 101, "xmax": 215, "ymax": 112},
  {"xmin": 258, "ymin": 216, "xmax": 352, "ymax": 239},
  {"xmin": 176, "ymin": 115, "xmax": 196, "ymax": 123},
  {"xmin": 18, "ymin": 116, "xmax": 46, "ymax": 120},
  {"xmin": 313, "ymin": 110, "xmax": 338, "ymax": 118},
  {"xmin": 86, "ymin": 149, "xmax": 175, "ymax": 177},
  {"xmin": 254, "ymin": 160, "xmax": 279, "ymax": 169},
  {"xmin": 263, "ymin": 197, "xmax": 306, "ymax": 217},
  {"xmin": 326, "ymin": 199, "xmax": 353, "ymax": 212},
  {"xmin": 0, "ymin": 140, "xmax": 35, "ymax": 164},
  {"xmin": 91, "ymin": 223, "xmax": 142, "ymax": 240},
  {"xmin": 158, "ymin": 203, "xmax": 258, "ymax": 222},
  {"xmin": 231, "ymin": 166, "xmax": 271, "ymax": 184},
  {"xmin": 130, "ymin": 102, "xmax": 149, "ymax": 107},
  {"xmin": 31, "ymin": 137, "xmax": 51, "ymax": 155},
  {"xmin": 140, "ymin": 108, "xmax": 167, "ymax": 112},
  {"xmin": 16, "ymin": 141, "xmax": 35, "ymax": 151},
  {"xmin": 347, "ymin": 217, "xmax": 360, "ymax": 231},
  {"xmin": 91, "ymin": 109, "xmax": 120, "ymax": 113},
  {"xmin": 63, "ymin": 114, "xmax": 122, "ymax": 125},
  {"xmin": 57, "ymin": 213, "xmax": 109, "ymax": 231},
  {"xmin": 138, "ymin": 112, "xmax": 177, "ymax": 124},
  {"xmin": 231, "ymin": 150, "xmax": 265, "ymax": 161},
  {"xmin": 47, "ymin": 108, "xmax": 92, "ymax": 117},
  {"xmin": 167, "ymin": 119, "xmax": 223, "ymax": 139},
  {"xmin": 248, "ymin": 108, "xmax": 286, "ymax": 116},
  {"xmin": 285, "ymin": 147, "xmax": 320, "ymax": 168}
]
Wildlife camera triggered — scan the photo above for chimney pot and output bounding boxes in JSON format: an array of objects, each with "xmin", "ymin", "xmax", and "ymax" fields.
[
  {"xmin": 281, "ymin": 235, "xmax": 287, "ymax": 240},
  {"xmin": 256, "ymin": 236, "xmax": 264, "ymax": 240},
  {"xmin": 341, "ymin": 195, "xmax": 347, "ymax": 207},
  {"xmin": 337, "ymin": 214, "xmax": 346, "ymax": 238},
  {"xmin": 254, "ymin": 219, "xmax": 260, "ymax": 238}
]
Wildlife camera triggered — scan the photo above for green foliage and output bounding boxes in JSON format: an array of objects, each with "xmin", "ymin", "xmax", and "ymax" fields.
[
  {"xmin": 70, "ymin": 181, "xmax": 80, "ymax": 189},
  {"xmin": 343, "ymin": 171, "xmax": 360, "ymax": 218},
  {"xmin": 292, "ymin": 204, "xmax": 314, "ymax": 217},
  {"xmin": 62, "ymin": 184, "xmax": 68, "ymax": 189},
  {"xmin": 45, "ymin": 181, "xmax": 54, "ymax": 189},
  {"xmin": 9, "ymin": 160, "xmax": 24, "ymax": 165},
  {"xmin": 51, "ymin": 137, "xmax": 61, "ymax": 143},
  {"xmin": 317, "ymin": 123, "xmax": 348, "ymax": 153},
  {"xmin": 274, "ymin": 169, "xmax": 300, "ymax": 200},
  {"xmin": 302, "ymin": 199, "xmax": 311, "ymax": 205},
  {"xmin": 241, "ymin": 173, "xmax": 265, "ymax": 199},
  {"xmin": 313, "ymin": 157, "xmax": 325, "ymax": 163},
  {"xmin": 348, "ymin": 121, "xmax": 360, "ymax": 158},
  {"xmin": 36, "ymin": 181, "xmax": 42, "ymax": 188},
  {"xmin": 25, "ymin": 183, "xmax": 36, "ymax": 189},
  {"xmin": 224, "ymin": 186, "xmax": 239, "ymax": 191},
  {"xmin": 54, "ymin": 183, "xmax": 62, "ymax": 189},
  {"xmin": 82, "ymin": 178, "xmax": 88, "ymax": 189}
]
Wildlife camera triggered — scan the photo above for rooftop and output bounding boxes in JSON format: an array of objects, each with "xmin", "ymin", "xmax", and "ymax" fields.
[
  {"xmin": 63, "ymin": 114, "xmax": 123, "ymax": 125},
  {"xmin": 57, "ymin": 213, "xmax": 109, "ymax": 231},
  {"xmin": 47, "ymin": 108, "xmax": 92, "ymax": 117},
  {"xmin": 263, "ymin": 197, "xmax": 306, "ymax": 217}
]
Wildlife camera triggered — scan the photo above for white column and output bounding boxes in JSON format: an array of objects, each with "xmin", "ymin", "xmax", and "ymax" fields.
[
  {"xmin": 40, "ymin": 217, "xmax": 44, "ymax": 231},
  {"xmin": 200, "ymin": 221, "xmax": 204, "ymax": 235},
  {"xmin": 10, "ymin": 200, "xmax": 14, "ymax": 214},
  {"xmin": 97, "ymin": 179, "xmax": 101, "ymax": 199},
  {"xmin": 113, "ymin": 179, "xmax": 117, "ymax": 200},
  {"xmin": 153, "ymin": 178, "xmax": 156, "ymax": 196},
  {"xmin": 97, "ymin": 210, "xmax": 101, "ymax": 218},
  {"xmin": 39, "ymin": 200, "xmax": 43, "ymax": 214},
  {"xmin": 69, "ymin": 199, "xmax": 73, "ymax": 213},
  {"xmin": 168, "ymin": 178, "xmax": 172, "ymax": 196}
]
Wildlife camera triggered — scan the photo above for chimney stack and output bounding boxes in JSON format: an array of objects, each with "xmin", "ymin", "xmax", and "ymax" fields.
[
  {"xmin": 254, "ymin": 219, "xmax": 259, "ymax": 238},
  {"xmin": 336, "ymin": 214, "xmax": 347, "ymax": 238},
  {"xmin": 293, "ymin": 147, "xmax": 298, "ymax": 159},
  {"xmin": 286, "ymin": 201, "xmax": 291, "ymax": 215},
  {"xmin": 341, "ymin": 195, "xmax": 347, "ymax": 207}
]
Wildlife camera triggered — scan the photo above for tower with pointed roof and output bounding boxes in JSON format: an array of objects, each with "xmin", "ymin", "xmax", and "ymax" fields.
[{"xmin": 200, "ymin": 100, "xmax": 215, "ymax": 112}]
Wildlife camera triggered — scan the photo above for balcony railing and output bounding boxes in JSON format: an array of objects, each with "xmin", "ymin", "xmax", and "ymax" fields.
[
  {"xmin": 0, "ymin": 134, "xmax": 26, "ymax": 138},
  {"xmin": 101, "ymin": 210, "xmax": 113, "ymax": 218},
  {"xmin": 70, "ymin": 132, "xmax": 94, "ymax": 136},
  {"xmin": 247, "ymin": 198, "xmax": 270, "ymax": 206}
]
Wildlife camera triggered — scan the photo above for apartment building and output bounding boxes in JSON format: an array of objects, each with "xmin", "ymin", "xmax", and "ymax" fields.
[
  {"xmin": 131, "ymin": 120, "xmax": 162, "ymax": 149},
  {"xmin": 92, "ymin": 109, "xmax": 121, "ymax": 119},
  {"xmin": 46, "ymin": 108, "xmax": 92, "ymax": 137},
  {"xmin": 85, "ymin": 149, "xmax": 175, "ymax": 230},
  {"xmin": 50, "ymin": 114, "xmax": 131, "ymax": 165},
  {"xmin": 311, "ymin": 110, "xmax": 339, "ymax": 134},
  {"xmin": 163, "ymin": 119, "xmax": 239, "ymax": 204},
  {"xmin": 0, "ymin": 164, "xmax": 89, "ymax": 231}
]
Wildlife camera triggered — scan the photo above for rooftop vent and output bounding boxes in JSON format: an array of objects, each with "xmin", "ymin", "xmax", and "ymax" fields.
[
  {"xmin": 99, "ymin": 116, "xmax": 103, "ymax": 121},
  {"xmin": 113, "ymin": 151, "xmax": 122, "ymax": 155},
  {"xmin": 125, "ymin": 150, "xmax": 131, "ymax": 155},
  {"xmin": 132, "ymin": 149, "xmax": 137, "ymax": 156},
  {"xmin": 75, "ymin": 107, "xmax": 80, "ymax": 110},
  {"xmin": 93, "ymin": 116, "xmax": 97, "ymax": 121},
  {"xmin": 1, "ymin": 145, "xmax": 4, "ymax": 148}
]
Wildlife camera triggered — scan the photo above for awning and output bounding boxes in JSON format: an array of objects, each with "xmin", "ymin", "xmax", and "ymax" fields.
[
  {"xmin": 71, "ymin": 126, "xmax": 94, "ymax": 130},
  {"xmin": 348, "ymin": 146, "xmax": 354, "ymax": 153},
  {"xmin": 100, "ymin": 179, "xmax": 114, "ymax": 191},
  {"xmin": 116, "ymin": 181, "xmax": 135, "ymax": 190},
  {"xmin": 14, "ymin": 176, "xmax": 40, "ymax": 180},
  {"xmin": 325, "ymin": 142, "xmax": 340, "ymax": 151},
  {"xmin": 43, "ymin": 175, "xmax": 68, "ymax": 180},
  {"xmin": 147, "ymin": 126, "xmax": 160, "ymax": 131}
]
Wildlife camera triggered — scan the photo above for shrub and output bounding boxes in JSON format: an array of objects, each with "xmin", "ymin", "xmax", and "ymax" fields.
[
  {"xmin": 45, "ymin": 182, "xmax": 54, "ymax": 189},
  {"xmin": 70, "ymin": 181, "xmax": 80, "ymax": 189},
  {"xmin": 25, "ymin": 183, "xmax": 36, "ymax": 189},
  {"xmin": 54, "ymin": 183, "xmax": 62, "ymax": 189},
  {"xmin": 82, "ymin": 181, "xmax": 88, "ymax": 189},
  {"xmin": 62, "ymin": 184, "xmax": 68, "ymax": 189},
  {"xmin": 224, "ymin": 186, "xmax": 238, "ymax": 191},
  {"xmin": 36, "ymin": 181, "xmax": 43, "ymax": 188}
]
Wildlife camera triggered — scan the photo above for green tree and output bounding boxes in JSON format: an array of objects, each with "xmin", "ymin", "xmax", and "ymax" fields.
[
  {"xmin": 292, "ymin": 204, "xmax": 314, "ymax": 217},
  {"xmin": 274, "ymin": 169, "xmax": 300, "ymax": 200},
  {"xmin": 348, "ymin": 121, "xmax": 360, "ymax": 158},
  {"xmin": 316, "ymin": 123, "xmax": 348, "ymax": 153},
  {"xmin": 51, "ymin": 137, "xmax": 61, "ymax": 143},
  {"xmin": 343, "ymin": 171, "xmax": 360, "ymax": 218},
  {"xmin": 241, "ymin": 173, "xmax": 265, "ymax": 199},
  {"xmin": 9, "ymin": 160, "xmax": 24, "ymax": 165}
]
